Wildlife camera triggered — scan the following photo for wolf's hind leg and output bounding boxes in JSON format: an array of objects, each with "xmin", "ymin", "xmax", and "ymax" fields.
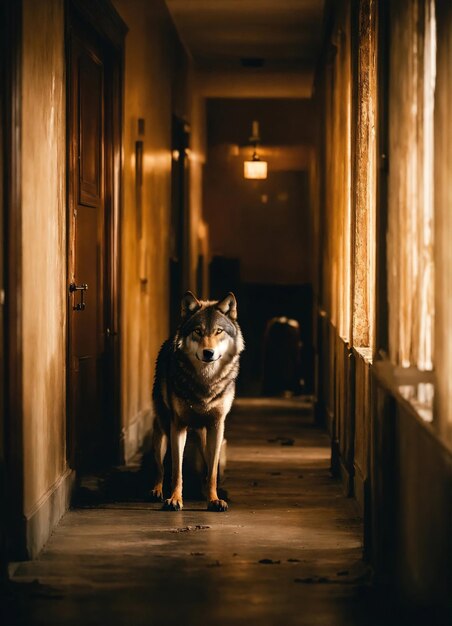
[{"xmin": 150, "ymin": 422, "xmax": 167, "ymax": 501}]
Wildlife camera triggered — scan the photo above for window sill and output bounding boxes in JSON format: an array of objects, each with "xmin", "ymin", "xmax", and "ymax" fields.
[
  {"xmin": 353, "ymin": 346, "xmax": 373, "ymax": 365},
  {"xmin": 372, "ymin": 360, "xmax": 452, "ymax": 457}
]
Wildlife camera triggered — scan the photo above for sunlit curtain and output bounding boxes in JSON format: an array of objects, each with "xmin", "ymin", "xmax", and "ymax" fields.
[{"xmin": 387, "ymin": 0, "xmax": 435, "ymax": 371}]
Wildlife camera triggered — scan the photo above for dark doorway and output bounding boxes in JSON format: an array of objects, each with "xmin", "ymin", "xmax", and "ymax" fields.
[
  {"xmin": 169, "ymin": 116, "xmax": 190, "ymax": 334},
  {"xmin": 66, "ymin": 2, "xmax": 124, "ymax": 473},
  {"xmin": 1, "ymin": 0, "xmax": 23, "ymax": 562}
]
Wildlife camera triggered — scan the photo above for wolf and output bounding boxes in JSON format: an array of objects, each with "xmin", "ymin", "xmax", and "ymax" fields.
[{"xmin": 151, "ymin": 291, "xmax": 244, "ymax": 512}]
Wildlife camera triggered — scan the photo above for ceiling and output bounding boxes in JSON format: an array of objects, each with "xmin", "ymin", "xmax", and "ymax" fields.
[{"xmin": 164, "ymin": 0, "xmax": 326, "ymax": 98}]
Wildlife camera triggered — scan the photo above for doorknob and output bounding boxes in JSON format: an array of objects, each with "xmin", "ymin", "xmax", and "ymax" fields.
[{"xmin": 69, "ymin": 282, "xmax": 88, "ymax": 311}]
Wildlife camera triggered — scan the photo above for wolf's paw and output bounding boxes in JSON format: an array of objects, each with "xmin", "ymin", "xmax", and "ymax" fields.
[
  {"xmin": 149, "ymin": 488, "xmax": 164, "ymax": 502},
  {"xmin": 207, "ymin": 499, "xmax": 228, "ymax": 512},
  {"xmin": 163, "ymin": 497, "xmax": 183, "ymax": 511}
]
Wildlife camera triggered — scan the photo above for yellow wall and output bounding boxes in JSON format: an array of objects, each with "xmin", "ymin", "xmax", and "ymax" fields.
[
  {"xmin": 21, "ymin": 0, "xmax": 67, "ymax": 518},
  {"xmin": 113, "ymin": 0, "xmax": 202, "ymax": 460}
]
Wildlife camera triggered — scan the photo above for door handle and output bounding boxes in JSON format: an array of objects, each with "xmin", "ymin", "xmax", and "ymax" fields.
[{"xmin": 69, "ymin": 282, "xmax": 88, "ymax": 311}]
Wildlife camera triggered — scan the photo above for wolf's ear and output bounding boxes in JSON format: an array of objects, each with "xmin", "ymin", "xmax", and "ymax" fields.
[
  {"xmin": 216, "ymin": 292, "xmax": 237, "ymax": 320},
  {"xmin": 181, "ymin": 291, "xmax": 201, "ymax": 318}
]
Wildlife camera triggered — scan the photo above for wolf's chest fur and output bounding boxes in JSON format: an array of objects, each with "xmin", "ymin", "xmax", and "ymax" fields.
[
  {"xmin": 153, "ymin": 293, "xmax": 244, "ymax": 432},
  {"xmin": 155, "ymin": 339, "xmax": 239, "ymax": 429}
]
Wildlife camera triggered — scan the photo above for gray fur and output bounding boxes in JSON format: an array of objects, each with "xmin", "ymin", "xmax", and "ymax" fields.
[{"xmin": 150, "ymin": 292, "xmax": 244, "ymax": 511}]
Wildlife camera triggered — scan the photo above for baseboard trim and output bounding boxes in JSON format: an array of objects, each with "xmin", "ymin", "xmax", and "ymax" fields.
[
  {"xmin": 25, "ymin": 467, "xmax": 75, "ymax": 559},
  {"xmin": 122, "ymin": 409, "xmax": 153, "ymax": 464}
]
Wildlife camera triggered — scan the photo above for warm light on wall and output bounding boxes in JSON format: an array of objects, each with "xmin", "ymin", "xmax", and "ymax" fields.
[{"xmin": 244, "ymin": 120, "xmax": 268, "ymax": 179}]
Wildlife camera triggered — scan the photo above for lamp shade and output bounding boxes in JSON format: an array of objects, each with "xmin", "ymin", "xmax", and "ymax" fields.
[{"xmin": 244, "ymin": 158, "xmax": 268, "ymax": 180}]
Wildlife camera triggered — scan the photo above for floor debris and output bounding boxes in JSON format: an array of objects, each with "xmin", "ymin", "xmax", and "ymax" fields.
[
  {"xmin": 267, "ymin": 437, "xmax": 295, "ymax": 446},
  {"xmin": 171, "ymin": 525, "xmax": 210, "ymax": 533}
]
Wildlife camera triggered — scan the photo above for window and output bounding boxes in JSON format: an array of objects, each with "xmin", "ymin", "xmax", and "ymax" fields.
[{"xmin": 387, "ymin": 0, "xmax": 436, "ymax": 371}]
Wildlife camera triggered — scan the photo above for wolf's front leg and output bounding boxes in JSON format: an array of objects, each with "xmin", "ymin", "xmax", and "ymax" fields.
[
  {"xmin": 206, "ymin": 420, "xmax": 228, "ymax": 512},
  {"xmin": 150, "ymin": 422, "xmax": 167, "ymax": 501},
  {"xmin": 164, "ymin": 422, "xmax": 187, "ymax": 511}
]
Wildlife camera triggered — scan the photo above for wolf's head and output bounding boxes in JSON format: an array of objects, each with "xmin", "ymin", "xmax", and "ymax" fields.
[{"xmin": 176, "ymin": 291, "xmax": 244, "ymax": 370}]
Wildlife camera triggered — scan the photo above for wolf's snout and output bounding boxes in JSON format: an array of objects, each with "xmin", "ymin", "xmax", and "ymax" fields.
[{"xmin": 203, "ymin": 348, "xmax": 215, "ymax": 361}]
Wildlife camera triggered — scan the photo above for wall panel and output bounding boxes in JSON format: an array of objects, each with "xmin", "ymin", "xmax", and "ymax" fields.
[{"xmin": 21, "ymin": 0, "xmax": 70, "ymax": 556}]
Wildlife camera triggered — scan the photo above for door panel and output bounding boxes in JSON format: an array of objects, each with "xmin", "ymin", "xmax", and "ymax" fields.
[
  {"xmin": 68, "ymin": 22, "xmax": 108, "ymax": 472},
  {"xmin": 79, "ymin": 52, "xmax": 103, "ymax": 206},
  {"xmin": 74, "ymin": 201, "xmax": 102, "ymax": 353}
]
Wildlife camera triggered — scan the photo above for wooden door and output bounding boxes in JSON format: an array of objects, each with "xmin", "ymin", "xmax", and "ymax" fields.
[{"xmin": 67, "ymin": 9, "xmax": 122, "ymax": 473}]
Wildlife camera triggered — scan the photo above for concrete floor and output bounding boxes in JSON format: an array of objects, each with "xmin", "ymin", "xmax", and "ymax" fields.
[{"xmin": 3, "ymin": 399, "xmax": 407, "ymax": 626}]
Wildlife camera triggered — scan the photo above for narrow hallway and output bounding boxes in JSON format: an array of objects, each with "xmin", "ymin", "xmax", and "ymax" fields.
[
  {"xmin": 1, "ymin": 0, "xmax": 452, "ymax": 623},
  {"xmin": 3, "ymin": 399, "xmax": 395, "ymax": 626}
]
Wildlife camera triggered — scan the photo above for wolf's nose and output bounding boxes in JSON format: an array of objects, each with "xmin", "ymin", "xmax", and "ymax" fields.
[{"xmin": 203, "ymin": 348, "xmax": 215, "ymax": 360}]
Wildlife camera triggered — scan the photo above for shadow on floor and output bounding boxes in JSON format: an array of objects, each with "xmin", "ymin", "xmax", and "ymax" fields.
[{"xmin": 73, "ymin": 431, "xmax": 227, "ymax": 509}]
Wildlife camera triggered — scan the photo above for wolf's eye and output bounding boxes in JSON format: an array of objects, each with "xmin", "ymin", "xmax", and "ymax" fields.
[
  {"xmin": 194, "ymin": 328, "xmax": 202, "ymax": 336},
  {"xmin": 216, "ymin": 328, "xmax": 224, "ymax": 335}
]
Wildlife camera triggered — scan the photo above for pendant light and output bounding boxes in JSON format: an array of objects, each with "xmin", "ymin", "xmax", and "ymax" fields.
[{"xmin": 244, "ymin": 120, "xmax": 268, "ymax": 180}]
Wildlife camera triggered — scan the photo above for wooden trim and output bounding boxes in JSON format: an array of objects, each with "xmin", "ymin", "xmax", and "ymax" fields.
[
  {"xmin": 349, "ymin": 0, "xmax": 359, "ymax": 347},
  {"xmin": 69, "ymin": 0, "xmax": 128, "ymax": 48},
  {"xmin": 2, "ymin": 0, "xmax": 26, "ymax": 560},
  {"xmin": 105, "ymin": 27, "xmax": 124, "ymax": 464},
  {"xmin": 64, "ymin": 0, "xmax": 74, "ymax": 470},
  {"xmin": 374, "ymin": 0, "xmax": 389, "ymax": 358}
]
